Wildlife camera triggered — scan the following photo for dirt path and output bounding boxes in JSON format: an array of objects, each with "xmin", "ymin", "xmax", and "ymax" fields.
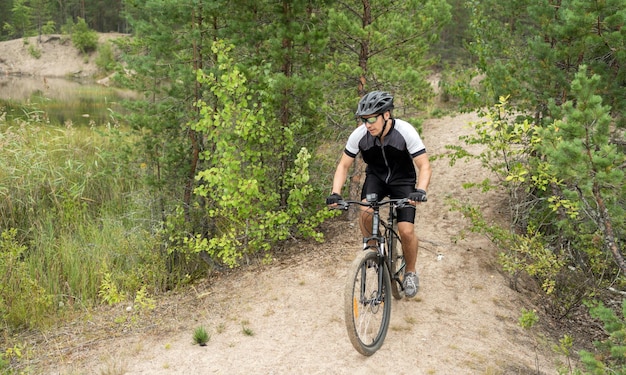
[{"xmin": 39, "ymin": 112, "xmax": 563, "ymax": 375}]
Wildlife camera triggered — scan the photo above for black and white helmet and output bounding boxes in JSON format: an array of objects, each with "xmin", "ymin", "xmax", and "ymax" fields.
[{"xmin": 355, "ymin": 91, "xmax": 394, "ymax": 117}]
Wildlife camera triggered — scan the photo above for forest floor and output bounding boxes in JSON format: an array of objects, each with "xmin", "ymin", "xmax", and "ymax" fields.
[{"xmin": 2, "ymin": 34, "xmax": 585, "ymax": 374}]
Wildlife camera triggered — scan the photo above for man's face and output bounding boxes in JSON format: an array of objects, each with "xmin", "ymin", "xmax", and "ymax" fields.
[{"xmin": 361, "ymin": 113, "xmax": 384, "ymax": 137}]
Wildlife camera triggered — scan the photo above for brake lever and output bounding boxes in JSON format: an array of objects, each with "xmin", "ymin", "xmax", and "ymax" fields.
[
  {"xmin": 337, "ymin": 200, "xmax": 349, "ymax": 210},
  {"xmin": 395, "ymin": 198, "xmax": 411, "ymax": 209}
]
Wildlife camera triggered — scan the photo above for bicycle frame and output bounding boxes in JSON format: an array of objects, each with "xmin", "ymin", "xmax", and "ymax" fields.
[{"xmin": 337, "ymin": 193, "xmax": 409, "ymax": 297}]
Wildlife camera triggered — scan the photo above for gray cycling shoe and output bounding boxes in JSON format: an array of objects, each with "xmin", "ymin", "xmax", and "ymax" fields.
[{"xmin": 403, "ymin": 272, "xmax": 419, "ymax": 298}]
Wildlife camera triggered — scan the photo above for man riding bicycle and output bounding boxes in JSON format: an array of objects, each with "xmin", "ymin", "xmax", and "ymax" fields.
[{"xmin": 326, "ymin": 90, "xmax": 432, "ymax": 298}]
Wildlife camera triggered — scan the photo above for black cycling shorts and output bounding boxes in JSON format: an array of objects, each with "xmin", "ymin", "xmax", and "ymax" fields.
[{"xmin": 361, "ymin": 175, "xmax": 416, "ymax": 223}]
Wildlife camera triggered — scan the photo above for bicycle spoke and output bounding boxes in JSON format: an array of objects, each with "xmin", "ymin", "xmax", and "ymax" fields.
[
  {"xmin": 338, "ymin": 198, "xmax": 408, "ymax": 355},
  {"xmin": 345, "ymin": 250, "xmax": 391, "ymax": 356}
]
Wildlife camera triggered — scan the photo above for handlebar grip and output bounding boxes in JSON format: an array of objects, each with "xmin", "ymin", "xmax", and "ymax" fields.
[
  {"xmin": 328, "ymin": 200, "xmax": 349, "ymax": 210},
  {"xmin": 337, "ymin": 200, "xmax": 349, "ymax": 210}
]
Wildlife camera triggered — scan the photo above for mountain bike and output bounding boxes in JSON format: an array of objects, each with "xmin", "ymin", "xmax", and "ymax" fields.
[{"xmin": 332, "ymin": 193, "xmax": 410, "ymax": 356}]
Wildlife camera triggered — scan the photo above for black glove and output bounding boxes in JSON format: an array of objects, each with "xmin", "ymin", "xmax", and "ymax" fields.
[
  {"xmin": 326, "ymin": 193, "xmax": 343, "ymax": 205},
  {"xmin": 409, "ymin": 189, "xmax": 427, "ymax": 202}
]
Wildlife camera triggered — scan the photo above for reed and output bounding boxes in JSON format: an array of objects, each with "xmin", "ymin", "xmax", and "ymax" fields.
[{"xmin": 0, "ymin": 117, "xmax": 165, "ymax": 330}]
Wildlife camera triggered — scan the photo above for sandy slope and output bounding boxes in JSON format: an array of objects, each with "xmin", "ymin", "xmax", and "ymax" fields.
[{"xmin": 0, "ymin": 34, "xmax": 125, "ymax": 78}]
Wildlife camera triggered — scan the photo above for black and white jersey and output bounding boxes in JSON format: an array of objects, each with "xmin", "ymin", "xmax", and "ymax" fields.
[{"xmin": 344, "ymin": 119, "xmax": 426, "ymax": 186}]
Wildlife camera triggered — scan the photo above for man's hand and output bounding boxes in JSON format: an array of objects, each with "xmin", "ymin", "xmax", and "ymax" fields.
[
  {"xmin": 409, "ymin": 189, "xmax": 427, "ymax": 203},
  {"xmin": 326, "ymin": 193, "xmax": 343, "ymax": 206}
]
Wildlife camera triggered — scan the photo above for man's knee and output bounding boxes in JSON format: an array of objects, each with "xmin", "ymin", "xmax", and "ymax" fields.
[{"xmin": 397, "ymin": 223, "xmax": 415, "ymax": 239}]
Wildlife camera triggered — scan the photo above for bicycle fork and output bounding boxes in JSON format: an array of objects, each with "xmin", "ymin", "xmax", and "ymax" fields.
[{"xmin": 358, "ymin": 252, "xmax": 386, "ymax": 311}]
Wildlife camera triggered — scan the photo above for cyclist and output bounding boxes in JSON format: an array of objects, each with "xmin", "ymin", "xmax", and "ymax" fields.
[{"xmin": 326, "ymin": 90, "xmax": 432, "ymax": 297}]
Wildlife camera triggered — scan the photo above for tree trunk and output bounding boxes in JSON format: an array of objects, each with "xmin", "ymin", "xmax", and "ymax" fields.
[
  {"xmin": 348, "ymin": 0, "xmax": 372, "ymax": 220},
  {"xmin": 593, "ymin": 184, "xmax": 626, "ymax": 274},
  {"xmin": 184, "ymin": 4, "xmax": 203, "ymax": 221}
]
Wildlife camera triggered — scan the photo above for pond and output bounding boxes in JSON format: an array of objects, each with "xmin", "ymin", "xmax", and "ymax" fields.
[{"xmin": 0, "ymin": 76, "xmax": 135, "ymax": 126}]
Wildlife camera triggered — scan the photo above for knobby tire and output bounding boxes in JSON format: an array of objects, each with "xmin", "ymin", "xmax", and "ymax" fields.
[
  {"xmin": 344, "ymin": 249, "xmax": 392, "ymax": 356},
  {"xmin": 388, "ymin": 222, "xmax": 405, "ymax": 300}
]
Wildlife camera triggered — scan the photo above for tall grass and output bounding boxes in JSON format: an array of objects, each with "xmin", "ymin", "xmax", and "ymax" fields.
[{"xmin": 0, "ymin": 115, "xmax": 170, "ymax": 331}]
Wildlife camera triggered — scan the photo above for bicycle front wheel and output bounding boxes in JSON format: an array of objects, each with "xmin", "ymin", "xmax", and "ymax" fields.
[
  {"xmin": 388, "ymin": 226, "xmax": 406, "ymax": 300},
  {"xmin": 344, "ymin": 249, "xmax": 392, "ymax": 356}
]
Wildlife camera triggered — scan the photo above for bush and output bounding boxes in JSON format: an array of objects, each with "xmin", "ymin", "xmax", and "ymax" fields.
[
  {"xmin": 96, "ymin": 41, "xmax": 116, "ymax": 72},
  {"xmin": 0, "ymin": 229, "xmax": 52, "ymax": 330},
  {"xmin": 28, "ymin": 44, "xmax": 41, "ymax": 59},
  {"xmin": 71, "ymin": 17, "xmax": 98, "ymax": 54},
  {"xmin": 186, "ymin": 41, "xmax": 332, "ymax": 267}
]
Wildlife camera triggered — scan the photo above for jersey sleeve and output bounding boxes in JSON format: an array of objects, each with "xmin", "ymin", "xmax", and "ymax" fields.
[
  {"xmin": 395, "ymin": 119, "xmax": 426, "ymax": 157},
  {"xmin": 344, "ymin": 125, "xmax": 367, "ymax": 158}
]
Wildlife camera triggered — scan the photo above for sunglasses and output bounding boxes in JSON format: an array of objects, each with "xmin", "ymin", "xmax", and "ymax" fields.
[{"xmin": 360, "ymin": 114, "xmax": 381, "ymax": 124}]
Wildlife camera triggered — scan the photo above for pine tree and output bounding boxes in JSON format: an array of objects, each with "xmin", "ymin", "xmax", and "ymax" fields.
[
  {"xmin": 539, "ymin": 66, "xmax": 626, "ymax": 273},
  {"xmin": 468, "ymin": 0, "xmax": 626, "ymax": 126}
]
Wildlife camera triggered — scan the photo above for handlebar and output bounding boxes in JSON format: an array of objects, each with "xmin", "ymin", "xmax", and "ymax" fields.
[{"xmin": 331, "ymin": 197, "xmax": 412, "ymax": 211}]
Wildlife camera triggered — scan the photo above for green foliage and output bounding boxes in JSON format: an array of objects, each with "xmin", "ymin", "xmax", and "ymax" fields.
[
  {"xmin": 0, "ymin": 352, "xmax": 7, "ymax": 371},
  {"xmin": 519, "ymin": 308, "xmax": 539, "ymax": 330},
  {"xmin": 554, "ymin": 334, "xmax": 575, "ymax": 374},
  {"xmin": 41, "ymin": 20, "xmax": 55, "ymax": 34},
  {"xmin": 71, "ymin": 17, "xmax": 98, "ymax": 54},
  {"xmin": 7, "ymin": 0, "xmax": 32, "ymax": 38},
  {"xmin": 187, "ymin": 40, "xmax": 331, "ymax": 267},
  {"xmin": 0, "ymin": 118, "xmax": 176, "ymax": 330},
  {"xmin": 579, "ymin": 301, "xmax": 626, "ymax": 374},
  {"xmin": 1, "ymin": 0, "xmax": 126, "ymax": 41},
  {"xmin": 448, "ymin": 198, "xmax": 563, "ymax": 296},
  {"xmin": 1, "ymin": 343, "xmax": 27, "ymax": 373},
  {"xmin": 96, "ymin": 41, "xmax": 116, "ymax": 72},
  {"xmin": 115, "ymin": 0, "xmax": 209, "ymax": 231},
  {"xmin": 28, "ymin": 44, "xmax": 41, "ymax": 58},
  {"xmin": 193, "ymin": 326, "xmax": 210, "ymax": 346},
  {"xmin": 133, "ymin": 286, "xmax": 156, "ymax": 312},
  {"xmin": 241, "ymin": 323, "xmax": 254, "ymax": 336},
  {"xmin": 537, "ymin": 67, "xmax": 625, "ymax": 278},
  {"xmin": 326, "ymin": 0, "xmax": 451, "ymax": 121},
  {"xmin": 0, "ymin": 229, "xmax": 52, "ymax": 330},
  {"xmin": 467, "ymin": 0, "xmax": 626, "ymax": 126},
  {"xmin": 447, "ymin": 69, "xmax": 625, "ymax": 316},
  {"xmin": 99, "ymin": 272, "xmax": 126, "ymax": 305},
  {"xmin": 60, "ymin": 19, "xmax": 74, "ymax": 35}
]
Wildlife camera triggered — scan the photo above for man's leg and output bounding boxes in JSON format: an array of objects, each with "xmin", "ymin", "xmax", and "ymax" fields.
[
  {"xmin": 398, "ymin": 221, "xmax": 420, "ymax": 297},
  {"xmin": 359, "ymin": 175, "xmax": 383, "ymax": 246},
  {"xmin": 359, "ymin": 205, "xmax": 375, "ymax": 247},
  {"xmin": 398, "ymin": 221, "xmax": 418, "ymax": 273}
]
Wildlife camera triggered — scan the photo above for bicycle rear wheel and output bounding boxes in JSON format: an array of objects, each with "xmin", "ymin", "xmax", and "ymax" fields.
[
  {"xmin": 388, "ymin": 225, "xmax": 406, "ymax": 300},
  {"xmin": 344, "ymin": 249, "xmax": 392, "ymax": 356}
]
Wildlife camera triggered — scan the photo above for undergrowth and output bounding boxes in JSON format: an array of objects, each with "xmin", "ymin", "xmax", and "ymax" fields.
[{"xmin": 0, "ymin": 116, "xmax": 173, "ymax": 335}]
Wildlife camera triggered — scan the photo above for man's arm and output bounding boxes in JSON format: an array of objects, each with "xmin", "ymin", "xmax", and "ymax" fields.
[
  {"xmin": 331, "ymin": 153, "xmax": 356, "ymax": 194},
  {"xmin": 413, "ymin": 153, "xmax": 432, "ymax": 191}
]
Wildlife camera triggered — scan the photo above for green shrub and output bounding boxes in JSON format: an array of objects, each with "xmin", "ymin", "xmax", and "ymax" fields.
[
  {"xmin": 193, "ymin": 326, "xmax": 210, "ymax": 346},
  {"xmin": 446, "ymin": 72, "xmax": 626, "ymax": 315},
  {"xmin": 28, "ymin": 44, "xmax": 41, "ymax": 59},
  {"xmin": 96, "ymin": 41, "xmax": 116, "ymax": 72},
  {"xmin": 181, "ymin": 41, "xmax": 332, "ymax": 268},
  {"xmin": 42, "ymin": 20, "xmax": 56, "ymax": 35},
  {"xmin": 71, "ymin": 17, "xmax": 98, "ymax": 54},
  {"xmin": 0, "ymin": 229, "xmax": 52, "ymax": 330}
]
